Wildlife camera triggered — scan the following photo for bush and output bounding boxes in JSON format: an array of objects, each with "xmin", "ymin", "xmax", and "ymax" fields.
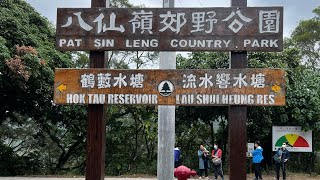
[
  {"xmin": 314, "ymin": 152, "xmax": 320, "ymax": 174},
  {"xmin": 0, "ymin": 143, "xmax": 41, "ymax": 176}
]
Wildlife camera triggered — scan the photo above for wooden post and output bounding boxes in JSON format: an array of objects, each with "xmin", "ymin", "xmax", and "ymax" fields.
[
  {"xmin": 157, "ymin": 0, "xmax": 176, "ymax": 180},
  {"xmin": 86, "ymin": 1, "xmax": 108, "ymax": 180},
  {"xmin": 228, "ymin": 0, "xmax": 247, "ymax": 180}
]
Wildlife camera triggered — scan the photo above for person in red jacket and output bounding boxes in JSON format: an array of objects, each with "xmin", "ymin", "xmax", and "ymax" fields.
[{"xmin": 211, "ymin": 143, "xmax": 224, "ymax": 180}]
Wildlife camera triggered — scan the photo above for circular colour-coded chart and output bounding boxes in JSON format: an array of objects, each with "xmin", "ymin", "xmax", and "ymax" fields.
[{"xmin": 275, "ymin": 134, "xmax": 309, "ymax": 147}]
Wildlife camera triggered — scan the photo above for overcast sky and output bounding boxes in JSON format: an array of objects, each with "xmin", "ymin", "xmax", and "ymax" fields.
[{"xmin": 25, "ymin": 0, "xmax": 319, "ymax": 37}]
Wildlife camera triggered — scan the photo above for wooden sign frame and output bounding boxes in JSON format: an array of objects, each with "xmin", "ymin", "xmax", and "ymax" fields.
[
  {"xmin": 54, "ymin": 68, "xmax": 285, "ymax": 106},
  {"xmin": 56, "ymin": 7, "xmax": 283, "ymax": 51}
]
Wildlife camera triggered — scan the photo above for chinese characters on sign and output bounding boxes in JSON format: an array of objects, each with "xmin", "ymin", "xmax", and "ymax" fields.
[
  {"xmin": 81, "ymin": 72, "xmax": 145, "ymax": 89},
  {"xmin": 79, "ymin": 72, "xmax": 266, "ymax": 89},
  {"xmin": 56, "ymin": 7, "xmax": 283, "ymax": 51},
  {"xmin": 54, "ymin": 69, "xmax": 285, "ymax": 106}
]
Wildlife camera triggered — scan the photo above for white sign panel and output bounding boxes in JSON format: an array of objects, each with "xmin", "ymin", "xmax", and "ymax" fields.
[
  {"xmin": 247, "ymin": 143, "xmax": 254, "ymax": 157},
  {"xmin": 272, "ymin": 126, "xmax": 312, "ymax": 152}
]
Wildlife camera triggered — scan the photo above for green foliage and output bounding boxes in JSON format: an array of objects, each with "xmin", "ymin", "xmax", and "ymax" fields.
[
  {"xmin": 0, "ymin": 0, "xmax": 85, "ymax": 175},
  {"xmin": 110, "ymin": 0, "xmax": 134, "ymax": 8},
  {"xmin": 291, "ymin": 6, "xmax": 320, "ymax": 69},
  {"xmin": 286, "ymin": 68, "xmax": 320, "ymax": 130},
  {"xmin": 248, "ymin": 48, "xmax": 301, "ymax": 69},
  {"xmin": 315, "ymin": 152, "xmax": 320, "ymax": 174},
  {"xmin": 0, "ymin": 143, "xmax": 41, "ymax": 175},
  {"xmin": 105, "ymin": 105, "xmax": 158, "ymax": 175},
  {"xmin": 0, "ymin": 36, "xmax": 10, "ymax": 60},
  {"xmin": 0, "ymin": 0, "xmax": 54, "ymax": 48},
  {"xmin": 177, "ymin": 52, "xmax": 229, "ymax": 69}
]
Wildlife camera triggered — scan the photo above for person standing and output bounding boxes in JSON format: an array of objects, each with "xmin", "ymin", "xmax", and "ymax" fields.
[
  {"xmin": 212, "ymin": 143, "xmax": 224, "ymax": 180},
  {"xmin": 274, "ymin": 143, "xmax": 290, "ymax": 180},
  {"xmin": 174, "ymin": 146, "xmax": 181, "ymax": 168},
  {"xmin": 198, "ymin": 145, "xmax": 209, "ymax": 179},
  {"xmin": 251, "ymin": 141, "xmax": 264, "ymax": 180}
]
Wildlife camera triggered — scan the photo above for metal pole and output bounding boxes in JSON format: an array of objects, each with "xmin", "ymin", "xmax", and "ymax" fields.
[
  {"xmin": 157, "ymin": 0, "xmax": 176, "ymax": 179},
  {"xmin": 86, "ymin": 1, "xmax": 108, "ymax": 180},
  {"xmin": 228, "ymin": 0, "xmax": 247, "ymax": 180}
]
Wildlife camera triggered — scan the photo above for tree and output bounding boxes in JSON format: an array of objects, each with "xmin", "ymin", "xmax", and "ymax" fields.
[
  {"xmin": 289, "ymin": 7, "xmax": 320, "ymax": 172},
  {"xmin": 291, "ymin": 6, "xmax": 320, "ymax": 69},
  {"xmin": 0, "ymin": 0, "xmax": 86, "ymax": 175}
]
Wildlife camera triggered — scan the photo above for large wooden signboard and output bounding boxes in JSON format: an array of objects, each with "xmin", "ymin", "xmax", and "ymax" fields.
[
  {"xmin": 56, "ymin": 7, "xmax": 283, "ymax": 51},
  {"xmin": 54, "ymin": 68, "xmax": 285, "ymax": 106}
]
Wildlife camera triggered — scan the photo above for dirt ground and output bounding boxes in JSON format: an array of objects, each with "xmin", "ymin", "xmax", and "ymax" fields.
[{"xmin": 1, "ymin": 173, "xmax": 319, "ymax": 180}]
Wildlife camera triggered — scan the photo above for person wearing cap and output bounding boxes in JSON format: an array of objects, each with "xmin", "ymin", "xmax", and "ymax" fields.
[
  {"xmin": 198, "ymin": 144, "xmax": 209, "ymax": 179},
  {"xmin": 251, "ymin": 141, "xmax": 264, "ymax": 180},
  {"xmin": 274, "ymin": 143, "xmax": 290, "ymax": 180}
]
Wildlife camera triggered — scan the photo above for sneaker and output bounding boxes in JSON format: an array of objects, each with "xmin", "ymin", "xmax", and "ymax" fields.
[
  {"xmin": 205, "ymin": 177, "xmax": 209, "ymax": 180},
  {"xmin": 199, "ymin": 177, "xmax": 202, "ymax": 179}
]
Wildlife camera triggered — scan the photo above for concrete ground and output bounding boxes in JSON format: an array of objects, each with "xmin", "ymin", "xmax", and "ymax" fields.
[{"xmin": 1, "ymin": 173, "xmax": 319, "ymax": 180}]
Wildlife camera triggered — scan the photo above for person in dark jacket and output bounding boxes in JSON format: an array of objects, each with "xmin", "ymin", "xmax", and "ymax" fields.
[
  {"xmin": 274, "ymin": 143, "xmax": 290, "ymax": 180},
  {"xmin": 174, "ymin": 146, "xmax": 181, "ymax": 168},
  {"xmin": 251, "ymin": 141, "xmax": 264, "ymax": 180}
]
